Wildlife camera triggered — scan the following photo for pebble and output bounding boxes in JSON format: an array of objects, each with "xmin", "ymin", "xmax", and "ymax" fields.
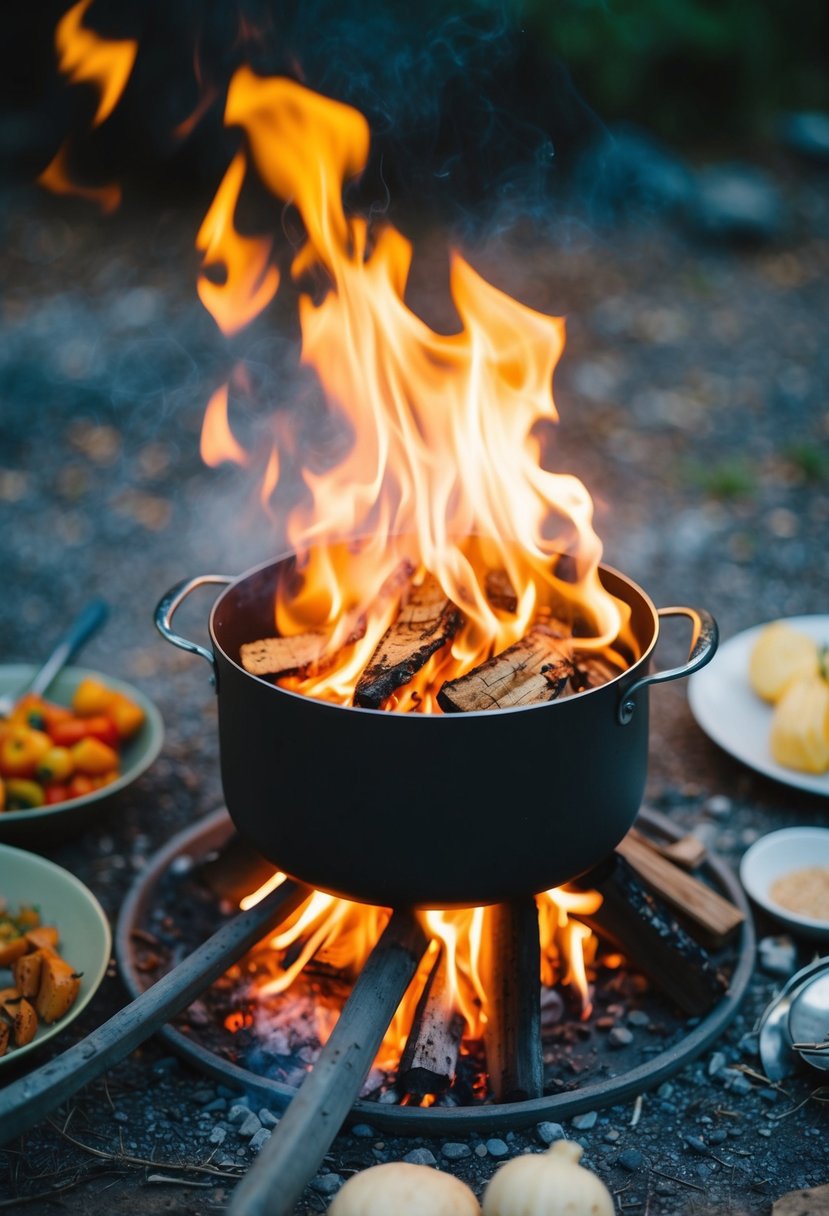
[
  {"xmin": 608, "ymin": 1026, "xmax": 634, "ymax": 1048},
  {"xmin": 690, "ymin": 163, "xmax": 785, "ymax": 242},
  {"xmin": 618, "ymin": 1148, "xmax": 644, "ymax": 1172},
  {"xmin": 351, "ymin": 1123, "xmax": 376, "ymax": 1138},
  {"xmin": 310, "ymin": 1173, "xmax": 344, "ymax": 1196},
  {"xmin": 708, "ymin": 1129, "xmax": 728, "ymax": 1145},
  {"xmin": 442, "ymin": 1142, "xmax": 472, "ymax": 1160},
  {"xmin": 208, "ymin": 1125, "xmax": 226, "ymax": 1145},
  {"xmin": 708, "ymin": 1051, "xmax": 727, "ymax": 1077},
  {"xmin": 227, "ymin": 1104, "xmax": 252, "ymax": 1125},
  {"xmin": 258, "ymin": 1108, "xmax": 279, "ymax": 1129},
  {"xmin": 238, "ymin": 1113, "xmax": 263, "ymax": 1138},
  {"xmin": 656, "ymin": 1083, "xmax": 674, "ymax": 1100},
  {"xmin": 248, "ymin": 1128, "xmax": 272, "ymax": 1154},
  {"xmin": 604, "ymin": 1129, "xmax": 621, "ymax": 1143},
  {"xmin": 204, "ymin": 1097, "xmax": 227, "ymax": 1113},
  {"xmin": 705, "ymin": 794, "xmax": 732, "ymax": 819},
  {"xmin": 404, "ymin": 1148, "xmax": 437, "ymax": 1166},
  {"xmin": 572, "ymin": 1111, "xmax": 598, "ymax": 1130},
  {"xmin": 486, "ymin": 1138, "xmax": 510, "ymax": 1158},
  {"xmin": 536, "ymin": 1121, "xmax": 566, "ymax": 1146},
  {"xmin": 686, "ymin": 1136, "xmax": 709, "ymax": 1155},
  {"xmin": 627, "ymin": 1010, "xmax": 650, "ymax": 1027},
  {"xmin": 758, "ymin": 935, "xmax": 798, "ymax": 978},
  {"xmin": 475, "ymin": 1144, "xmax": 488, "ymax": 1158}
]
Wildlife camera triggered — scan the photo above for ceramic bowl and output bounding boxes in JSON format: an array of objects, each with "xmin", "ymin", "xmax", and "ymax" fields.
[{"xmin": 740, "ymin": 828, "xmax": 829, "ymax": 940}]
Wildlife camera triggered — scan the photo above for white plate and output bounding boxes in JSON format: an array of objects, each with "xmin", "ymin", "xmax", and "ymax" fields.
[
  {"xmin": 0, "ymin": 843, "xmax": 111, "ymax": 1064},
  {"xmin": 740, "ymin": 828, "xmax": 829, "ymax": 939},
  {"xmin": 688, "ymin": 615, "xmax": 829, "ymax": 797}
]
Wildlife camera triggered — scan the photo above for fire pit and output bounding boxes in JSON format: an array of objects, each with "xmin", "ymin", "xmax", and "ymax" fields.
[{"xmin": 115, "ymin": 806, "xmax": 753, "ymax": 1137}]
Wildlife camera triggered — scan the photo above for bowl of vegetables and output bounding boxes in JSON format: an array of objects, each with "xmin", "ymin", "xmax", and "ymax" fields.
[{"xmin": 0, "ymin": 665, "xmax": 164, "ymax": 845}]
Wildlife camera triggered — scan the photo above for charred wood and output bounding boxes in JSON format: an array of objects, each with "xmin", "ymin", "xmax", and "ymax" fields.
[
  {"xmin": 398, "ymin": 946, "xmax": 464, "ymax": 1096},
  {"xmin": 437, "ymin": 624, "xmax": 573, "ymax": 712},
  {"xmin": 481, "ymin": 898, "xmax": 543, "ymax": 1102},
  {"xmin": 485, "ymin": 569, "xmax": 518, "ymax": 614},
  {"xmin": 354, "ymin": 575, "xmax": 463, "ymax": 708},
  {"xmin": 576, "ymin": 855, "xmax": 728, "ymax": 1017},
  {"xmin": 567, "ymin": 653, "xmax": 626, "ymax": 695},
  {"xmin": 194, "ymin": 833, "xmax": 279, "ymax": 906}
]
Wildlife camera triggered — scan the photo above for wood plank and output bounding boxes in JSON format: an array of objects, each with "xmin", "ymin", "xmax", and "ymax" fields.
[
  {"xmin": 398, "ymin": 946, "xmax": 464, "ymax": 1096},
  {"xmin": 575, "ymin": 856, "xmax": 728, "ymax": 1016},
  {"xmin": 616, "ymin": 833, "xmax": 743, "ymax": 946},
  {"xmin": 354, "ymin": 575, "xmax": 463, "ymax": 708},
  {"xmin": 437, "ymin": 624, "xmax": 573, "ymax": 712},
  {"xmin": 480, "ymin": 898, "xmax": 543, "ymax": 1102},
  {"xmin": 226, "ymin": 912, "xmax": 428, "ymax": 1216},
  {"xmin": 628, "ymin": 827, "xmax": 707, "ymax": 871},
  {"xmin": 485, "ymin": 569, "xmax": 518, "ymax": 614}
]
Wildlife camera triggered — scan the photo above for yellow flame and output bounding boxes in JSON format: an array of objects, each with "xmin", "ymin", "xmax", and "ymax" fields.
[
  {"xmin": 196, "ymin": 71, "xmax": 637, "ymax": 709},
  {"xmin": 200, "ymin": 382, "xmax": 249, "ymax": 467},
  {"xmin": 55, "ymin": 0, "xmax": 138, "ymax": 127}
]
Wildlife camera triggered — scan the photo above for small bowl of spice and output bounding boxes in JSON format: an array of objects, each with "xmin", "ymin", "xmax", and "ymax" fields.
[{"xmin": 740, "ymin": 828, "xmax": 829, "ymax": 940}]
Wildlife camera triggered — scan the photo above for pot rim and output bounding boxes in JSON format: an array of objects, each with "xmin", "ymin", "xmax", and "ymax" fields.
[{"xmin": 208, "ymin": 551, "xmax": 659, "ymax": 719}]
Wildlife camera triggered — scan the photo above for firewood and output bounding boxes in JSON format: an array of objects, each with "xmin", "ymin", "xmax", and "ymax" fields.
[
  {"xmin": 616, "ymin": 833, "xmax": 744, "ymax": 946},
  {"xmin": 239, "ymin": 614, "xmax": 367, "ymax": 679},
  {"xmin": 437, "ymin": 625, "xmax": 573, "ymax": 713},
  {"xmin": 567, "ymin": 653, "xmax": 626, "ymax": 694},
  {"xmin": 628, "ymin": 827, "xmax": 707, "ymax": 871},
  {"xmin": 485, "ymin": 569, "xmax": 518, "ymax": 614},
  {"xmin": 398, "ymin": 946, "xmax": 464, "ymax": 1096},
  {"xmin": 480, "ymin": 898, "xmax": 543, "ymax": 1102},
  {"xmin": 575, "ymin": 856, "xmax": 728, "ymax": 1017},
  {"xmin": 354, "ymin": 576, "xmax": 463, "ymax": 708}
]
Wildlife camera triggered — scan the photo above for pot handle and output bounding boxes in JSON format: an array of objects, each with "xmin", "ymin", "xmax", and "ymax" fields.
[
  {"xmin": 617, "ymin": 605, "xmax": 718, "ymax": 725},
  {"xmin": 154, "ymin": 575, "xmax": 234, "ymax": 681}
]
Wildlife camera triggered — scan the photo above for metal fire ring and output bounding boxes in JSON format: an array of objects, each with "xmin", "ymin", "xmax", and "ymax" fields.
[{"xmin": 116, "ymin": 807, "xmax": 755, "ymax": 1135}]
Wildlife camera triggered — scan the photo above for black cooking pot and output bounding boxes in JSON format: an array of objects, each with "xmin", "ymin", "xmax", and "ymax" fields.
[{"xmin": 156, "ymin": 557, "xmax": 716, "ymax": 908}]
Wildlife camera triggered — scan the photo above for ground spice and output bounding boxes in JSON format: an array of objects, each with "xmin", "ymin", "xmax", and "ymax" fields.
[{"xmin": 770, "ymin": 866, "xmax": 829, "ymax": 920}]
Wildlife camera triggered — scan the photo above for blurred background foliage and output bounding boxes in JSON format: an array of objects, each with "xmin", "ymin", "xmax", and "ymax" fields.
[{"xmin": 521, "ymin": 0, "xmax": 829, "ymax": 142}]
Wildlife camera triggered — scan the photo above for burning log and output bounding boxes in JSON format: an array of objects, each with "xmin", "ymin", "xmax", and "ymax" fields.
[
  {"xmin": 616, "ymin": 832, "xmax": 744, "ymax": 946},
  {"xmin": 485, "ymin": 569, "xmax": 518, "ymax": 614},
  {"xmin": 575, "ymin": 855, "xmax": 728, "ymax": 1017},
  {"xmin": 398, "ymin": 945, "xmax": 464, "ymax": 1096},
  {"xmin": 567, "ymin": 653, "xmax": 626, "ymax": 694},
  {"xmin": 227, "ymin": 912, "xmax": 428, "ymax": 1216},
  {"xmin": 240, "ymin": 615, "xmax": 367, "ymax": 679},
  {"xmin": 354, "ymin": 575, "xmax": 463, "ymax": 708},
  {"xmin": 481, "ymin": 898, "xmax": 543, "ymax": 1102},
  {"xmin": 438, "ymin": 624, "xmax": 573, "ymax": 713}
]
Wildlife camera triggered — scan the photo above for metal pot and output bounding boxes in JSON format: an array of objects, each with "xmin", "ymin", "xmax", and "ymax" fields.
[{"xmin": 156, "ymin": 556, "xmax": 716, "ymax": 908}]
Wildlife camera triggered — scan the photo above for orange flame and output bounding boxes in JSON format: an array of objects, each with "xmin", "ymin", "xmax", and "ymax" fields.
[
  {"xmin": 200, "ymin": 382, "xmax": 249, "ymax": 468},
  {"xmin": 239, "ymin": 882, "xmax": 602, "ymax": 1069},
  {"xmin": 38, "ymin": 0, "xmax": 137, "ymax": 211},
  {"xmin": 197, "ymin": 70, "xmax": 637, "ymax": 708}
]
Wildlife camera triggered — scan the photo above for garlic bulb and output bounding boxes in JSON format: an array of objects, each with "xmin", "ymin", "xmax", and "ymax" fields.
[
  {"xmin": 328, "ymin": 1161, "xmax": 481, "ymax": 1216},
  {"xmin": 749, "ymin": 622, "xmax": 818, "ymax": 703},
  {"xmin": 482, "ymin": 1139, "xmax": 613, "ymax": 1216}
]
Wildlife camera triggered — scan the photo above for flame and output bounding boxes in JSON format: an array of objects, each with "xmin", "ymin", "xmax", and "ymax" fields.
[
  {"xmin": 196, "ymin": 71, "xmax": 638, "ymax": 709},
  {"xmin": 38, "ymin": 0, "xmax": 137, "ymax": 211},
  {"xmin": 238, "ymin": 883, "xmax": 602, "ymax": 1072},
  {"xmin": 200, "ymin": 382, "xmax": 249, "ymax": 468}
]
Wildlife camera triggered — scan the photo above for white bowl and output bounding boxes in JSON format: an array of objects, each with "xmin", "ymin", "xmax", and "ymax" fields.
[{"xmin": 740, "ymin": 828, "xmax": 829, "ymax": 940}]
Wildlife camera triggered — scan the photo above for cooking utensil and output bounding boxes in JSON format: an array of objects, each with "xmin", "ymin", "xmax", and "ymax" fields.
[
  {"xmin": 0, "ymin": 598, "xmax": 109, "ymax": 718},
  {"xmin": 156, "ymin": 555, "xmax": 717, "ymax": 908},
  {"xmin": 788, "ymin": 970, "xmax": 829, "ymax": 1071},
  {"xmin": 758, "ymin": 957, "xmax": 829, "ymax": 1080}
]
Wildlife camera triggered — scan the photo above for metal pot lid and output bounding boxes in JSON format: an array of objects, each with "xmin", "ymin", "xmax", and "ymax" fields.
[
  {"xmin": 789, "ymin": 970, "xmax": 829, "ymax": 1071},
  {"xmin": 759, "ymin": 956, "xmax": 829, "ymax": 1080}
]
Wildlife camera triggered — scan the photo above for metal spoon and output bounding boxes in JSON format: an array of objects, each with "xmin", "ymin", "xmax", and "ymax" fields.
[{"xmin": 0, "ymin": 598, "xmax": 110, "ymax": 718}]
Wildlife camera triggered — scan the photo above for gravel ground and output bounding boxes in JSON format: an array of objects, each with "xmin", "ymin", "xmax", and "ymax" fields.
[{"xmin": 0, "ymin": 157, "xmax": 828, "ymax": 1214}]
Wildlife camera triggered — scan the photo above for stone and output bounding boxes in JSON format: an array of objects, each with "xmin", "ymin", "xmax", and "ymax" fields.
[
  {"xmin": 685, "ymin": 1136, "xmax": 709, "ymax": 1155},
  {"xmin": 618, "ymin": 1148, "xmax": 644, "ymax": 1172},
  {"xmin": 572, "ymin": 1111, "xmax": 598, "ymax": 1130},
  {"xmin": 249, "ymin": 1129, "xmax": 272, "ymax": 1154},
  {"xmin": 351, "ymin": 1123, "xmax": 376, "ymax": 1138},
  {"xmin": 758, "ymin": 935, "xmax": 798, "ymax": 978},
  {"xmin": 258, "ymin": 1108, "xmax": 279, "ymax": 1129},
  {"xmin": 486, "ymin": 1138, "xmax": 510, "ymax": 1158},
  {"xmin": 690, "ymin": 164, "xmax": 785, "ymax": 242},
  {"xmin": 227, "ymin": 1104, "xmax": 252, "ymax": 1125},
  {"xmin": 404, "ymin": 1148, "xmax": 437, "ymax": 1166},
  {"xmin": 708, "ymin": 1129, "xmax": 728, "ymax": 1145},
  {"xmin": 239, "ymin": 1113, "xmax": 263, "ymax": 1138},
  {"xmin": 442, "ymin": 1142, "xmax": 472, "ymax": 1160},
  {"xmin": 208, "ymin": 1125, "xmax": 226, "ymax": 1145},
  {"xmin": 609, "ymin": 1026, "xmax": 634, "ymax": 1048},
  {"xmin": 310, "ymin": 1173, "xmax": 344, "ymax": 1196},
  {"xmin": 604, "ymin": 1130, "xmax": 621, "ymax": 1143},
  {"xmin": 705, "ymin": 795, "xmax": 732, "ymax": 819},
  {"xmin": 781, "ymin": 111, "xmax": 829, "ymax": 162},
  {"xmin": 536, "ymin": 1121, "xmax": 566, "ymax": 1146},
  {"xmin": 627, "ymin": 1010, "xmax": 650, "ymax": 1028},
  {"xmin": 708, "ymin": 1051, "xmax": 727, "ymax": 1077},
  {"xmin": 575, "ymin": 125, "xmax": 694, "ymax": 220}
]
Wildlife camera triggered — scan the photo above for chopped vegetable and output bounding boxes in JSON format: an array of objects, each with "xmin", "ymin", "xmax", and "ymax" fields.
[{"xmin": 0, "ymin": 902, "xmax": 83, "ymax": 1053}]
